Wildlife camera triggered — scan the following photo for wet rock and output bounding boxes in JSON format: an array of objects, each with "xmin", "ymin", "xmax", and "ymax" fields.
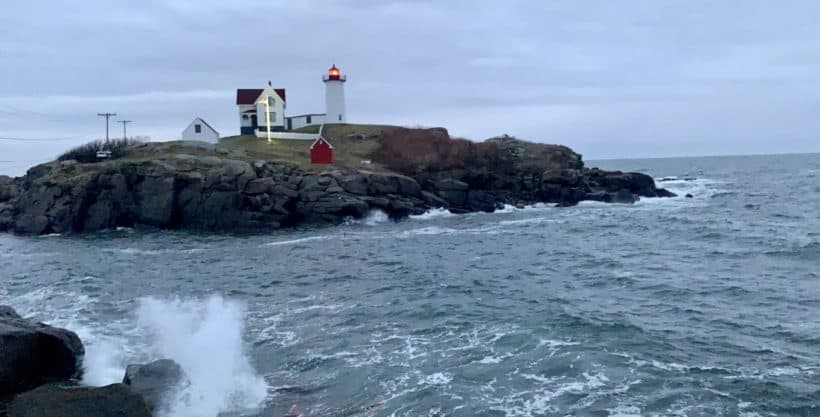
[
  {"xmin": 434, "ymin": 178, "xmax": 469, "ymax": 207},
  {"xmin": 685, "ymin": 193, "xmax": 694, "ymax": 198},
  {"xmin": 420, "ymin": 191, "xmax": 447, "ymax": 208},
  {"xmin": 435, "ymin": 178, "xmax": 468, "ymax": 192},
  {"xmin": 7, "ymin": 384, "xmax": 151, "ymax": 417},
  {"xmin": 0, "ymin": 306, "xmax": 84, "ymax": 397},
  {"xmin": 541, "ymin": 169, "xmax": 584, "ymax": 187},
  {"xmin": 656, "ymin": 188, "xmax": 677, "ymax": 198},
  {"xmin": 0, "ymin": 203, "xmax": 16, "ymax": 231},
  {"xmin": 466, "ymin": 190, "xmax": 497, "ymax": 212},
  {"xmin": 611, "ymin": 189, "xmax": 638, "ymax": 204},
  {"xmin": 122, "ymin": 359, "xmax": 184, "ymax": 412},
  {"xmin": 244, "ymin": 178, "xmax": 275, "ymax": 195},
  {"xmin": 0, "ymin": 176, "xmax": 18, "ymax": 203}
]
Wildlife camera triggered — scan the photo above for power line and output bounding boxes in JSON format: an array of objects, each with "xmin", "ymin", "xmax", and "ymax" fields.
[
  {"xmin": 117, "ymin": 120, "xmax": 132, "ymax": 140},
  {"xmin": 0, "ymin": 136, "xmax": 79, "ymax": 142},
  {"xmin": 0, "ymin": 105, "xmax": 75, "ymax": 121},
  {"xmin": 97, "ymin": 112, "xmax": 116, "ymax": 142}
]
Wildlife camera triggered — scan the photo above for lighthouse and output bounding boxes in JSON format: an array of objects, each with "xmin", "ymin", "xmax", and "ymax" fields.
[{"xmin": 323, "ymin": 65, "xmax": 347, "ymax": 123}]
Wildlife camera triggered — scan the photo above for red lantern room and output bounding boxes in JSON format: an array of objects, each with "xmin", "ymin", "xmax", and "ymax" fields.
[
  {"xmin": 328, "ymin": 65, "xmax": 340, "ymax": 80},
  {"xmin": 323, "ymin": 65, "xmax": 346, "ymax": 82}
]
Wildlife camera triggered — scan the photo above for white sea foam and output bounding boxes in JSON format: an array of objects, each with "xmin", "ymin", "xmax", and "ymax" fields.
[
  {"xmin": 409, "ymin": 207, "xmax": 456, "ymax": 220},
  {"xmin": 363, "ymin": 209, "xmax": 390, "ymax": 225},
  {"xmin": 419, "ymin": 372, "xmax": 452, "ymax": 386},
  {"xmin": 653, "ymin": 177, "xmax": 729, "ymax": 200},
  {"xmin": 606, "ymin": 405, "xmax": 643, "ymax": 417},
  {"xmin": 103, "ymin": 247, "xmax": 206, "ymax": 255},
  {"xmin": 136, "ymin": 295, "xmax": 268, "ymax": 417},
  {"xmin": 264, "ymin": 235, "xmax": 331, "ymax": 247},
  {"xmin": 76, "ymin": 330, "xmax": 129, "ymax": 386},
  {"xmin": 398, "ymin": 226, "xmax": 459, "ymax": 237}
]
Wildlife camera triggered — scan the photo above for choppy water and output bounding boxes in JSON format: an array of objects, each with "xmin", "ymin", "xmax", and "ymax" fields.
[{"xmin": 1, "ymin": 154, "xmax": 818, "ymax": 417}]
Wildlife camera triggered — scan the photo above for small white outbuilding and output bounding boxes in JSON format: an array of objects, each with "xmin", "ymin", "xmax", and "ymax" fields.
[{"xmin": 182, "ymin": 117, "xmax": 220, "ymax": 143}]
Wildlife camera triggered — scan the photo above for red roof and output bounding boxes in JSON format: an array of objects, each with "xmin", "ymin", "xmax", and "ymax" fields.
[
  {"xmin": 310, "ymin": 136, "xmax": 334, "ymax": 150},
  {"xmin": 235, "ymin": 88, "xmax": 286, "ymax": 105}
]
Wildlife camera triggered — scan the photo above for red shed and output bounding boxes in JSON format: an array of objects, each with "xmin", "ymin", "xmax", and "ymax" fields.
[{"xmin": 310, "ymin": 136, "xmax": 334, "ymax": 164}]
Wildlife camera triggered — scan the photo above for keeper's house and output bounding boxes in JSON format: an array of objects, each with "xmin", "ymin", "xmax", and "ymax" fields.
[{"xmin": 236, "ymin": 83, "xmax": 286, "ymax": 135}]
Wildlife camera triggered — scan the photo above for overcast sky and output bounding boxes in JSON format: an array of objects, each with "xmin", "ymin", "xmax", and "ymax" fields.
[{"xmin": 2, "ymin": 0, "xmax": 819, "ymax": 175}]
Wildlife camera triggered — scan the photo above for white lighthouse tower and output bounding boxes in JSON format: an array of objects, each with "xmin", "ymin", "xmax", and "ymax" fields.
[{"xmin": 323, "ymin": 65, "xmax": 347, "ymax": 123}]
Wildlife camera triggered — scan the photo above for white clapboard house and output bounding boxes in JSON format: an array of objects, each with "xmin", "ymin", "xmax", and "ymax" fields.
[{"xmin": 182, "ymin": 117, "xmax": 220, "ymax": 143}]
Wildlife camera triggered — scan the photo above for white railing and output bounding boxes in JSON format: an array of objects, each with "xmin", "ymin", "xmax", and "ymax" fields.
[{"xmin": 254, "ymin": 131, "xmax": 318, "ymax": 141}]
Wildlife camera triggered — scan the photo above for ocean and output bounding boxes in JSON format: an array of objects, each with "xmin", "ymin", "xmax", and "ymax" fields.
[{"xmin": 1, "ymin": 153, "xmax": 818, "ymax": 417}]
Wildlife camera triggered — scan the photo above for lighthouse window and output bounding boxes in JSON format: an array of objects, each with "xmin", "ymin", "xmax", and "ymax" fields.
[{"xmin": 338, "ymin": 114, "xmax": 342, "ymax": 121}]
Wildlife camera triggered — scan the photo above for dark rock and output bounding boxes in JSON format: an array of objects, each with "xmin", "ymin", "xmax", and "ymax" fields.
[
  {"xmin": 420, "ymin": 191, "xmax": 447, "ymax": 208},
  {"xmin": 435, "ymin": 178, "xmax": 469, "ymax": 207},
  {"xmin": 244, "ymin": 178, "xmax": 275, "ymax": 195},
  {"xmin": 0, "ymin": 203, "xmax": 15, "ymax": 231},
  {"xmin": 541, "ymin": 169, "xmax": 584, "ymax": 187},
  {"xmin": 12, "ymin": 214, "xmax": 50, "ymax": 236},
  {"xmin": 435, "ymin": 178, "xmax": 468, "ymax": 192},
  {"xmin": 584, "ymin": 191, "xmax": 612, "ymax": 203},
  {"xmin": 135, "ymin": 176, "xmax": 175, "ymax": 227},
  {"xmin": 0, "ymin": 176, "xmax": 18, "ymax": 203},
  {"xmin": 436, "ymin": 189, "xmax": 467, "ymax": 207},
  {"xmin": 466, "ymin": 190, "xmax": 497, "ymax": 212},
  {"xmin": 584, "ymin": 170, "xmax": 657, "ymax": 196},
  {"xmin": 122, "ymin": 359, "xmax": 184, "ymax": 412},
  {"xmin": 361, "ymin": 196, "xmax": 390, "ymax": 209},
  {"xmin": 364, "ymin": 171, "xmax": 421, "ymax": 197},
  {"xmin": 272, "ymin": 184, "xmax": 299, "ymax": 199},
  {"xmin": 7, "ymin": 384, "xmax": 151, "ymax": 417},
  {"xmin": 337, "ymin": 174, "xmax": 369, "ymax": 195},
  {"xmin": 0, "ymin": 306, "xmax": 84, "ymax": 397},
  {"xmin": 305, "ymin": 195, "xmax": 369, "ymax": 219},
  {"xmin": 611, "ymin": 190, "xmax": 638, "ymax": 204},
  {"xmin": 656, "ymin": 188, "xmax": 677, "ymax": 198},
  {"xmin": 685, "ymin": 193, "xmax": 693, "ymax": 198},
  {"xmin": 387, "ymin": 197, "xmax": 417, "ymax": 217}
]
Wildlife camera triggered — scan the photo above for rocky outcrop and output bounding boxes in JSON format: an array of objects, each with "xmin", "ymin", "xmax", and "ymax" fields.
[
  {"xmin": 0, "ymin": 135, "xmax": 675, "ymax": 235},
  {"xmin": 0, "ymin": 306, "xmax": 84, "ymax": 398},
  {"xmin": 122, "ymin": 359, "xmax": 184, "ymax": 412},
  {"xmin": 6, "ymin": 384, "xmax": 151, "ymax": 417}
]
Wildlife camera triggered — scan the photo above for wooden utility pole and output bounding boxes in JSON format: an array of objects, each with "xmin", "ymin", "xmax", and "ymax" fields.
[
  {"xmin": 117, "ymin": 120, "xmax": 132, "ymax": 140},
  {"xmin": 97, "ymin": 112, "xmax": 116, "ymax": 142}
]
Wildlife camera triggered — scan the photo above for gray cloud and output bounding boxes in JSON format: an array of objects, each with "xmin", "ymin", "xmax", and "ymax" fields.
[{"xmin": 1, "ymin": 0, "xmax": 819, "ymax": 175}]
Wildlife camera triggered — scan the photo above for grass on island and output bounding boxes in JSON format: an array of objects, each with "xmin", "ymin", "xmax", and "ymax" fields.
[{"xmin": 216, "ymin": 124, "xmax": 398, "ymax": 171}]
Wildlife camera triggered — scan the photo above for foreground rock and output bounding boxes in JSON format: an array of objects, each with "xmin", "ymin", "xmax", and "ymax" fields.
[
  {"xmin": 0, "ymin": 131, "xmax": 675, "ymax": 235},
  {"xmin": 0, "ymin": 306, "xmax": 84, "ymax": 397},
  {"xmin": 122, "ymin": 359, "xmax": 184, "ymax": 412},
  {"xmin": 7, "ymin": 384, "xmax": 151, "ymax": 417}
]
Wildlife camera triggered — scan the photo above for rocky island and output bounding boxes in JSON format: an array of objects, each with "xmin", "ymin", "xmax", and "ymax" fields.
[{"xmin": 0, "ymin": 125, "xmax": 674, "ymax": 235}]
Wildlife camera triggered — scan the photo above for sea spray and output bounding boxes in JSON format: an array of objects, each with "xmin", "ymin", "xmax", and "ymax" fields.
[
  {"xmin": 79, "ymin": 332, "xmax": 129, "ymax": 386},
  {"xmin": 363, "ymin": 209, "xmax": 390, "ymax": 226},
  {"xmin": 136, "ymin": 295, "xmax": 268, "ymax": 417}
]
